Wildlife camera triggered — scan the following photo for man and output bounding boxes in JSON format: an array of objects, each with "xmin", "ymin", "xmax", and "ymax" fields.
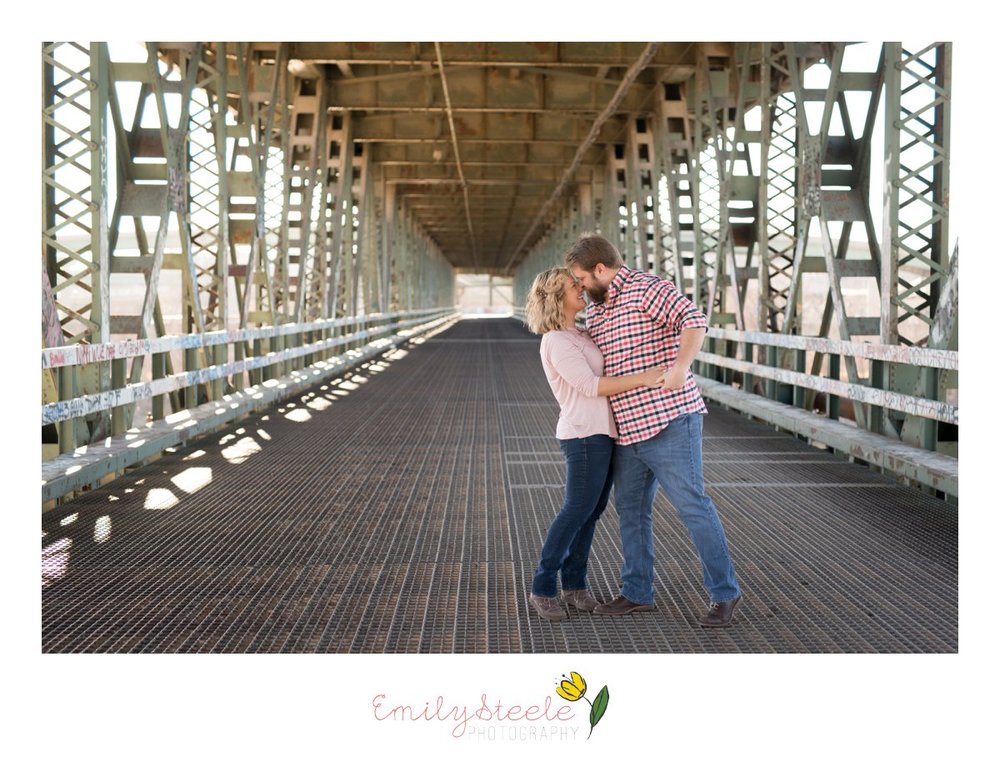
[{"xmin": 566, "ymin": 233, "xmax": 742, "ymax": 627}]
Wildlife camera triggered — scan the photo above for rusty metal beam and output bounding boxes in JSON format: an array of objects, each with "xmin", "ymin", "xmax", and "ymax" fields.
[
  {"xmin": 501, "ymin": 42, "xmax": 663, "ymax": 274},
  {"xmin": 289, "ymin": 41, "xmax": 699, "ymax": 69}
]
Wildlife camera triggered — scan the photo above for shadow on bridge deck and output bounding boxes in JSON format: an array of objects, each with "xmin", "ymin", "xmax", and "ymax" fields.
[{"xmin": 41, "ymin": 318, "xmax": 957, "ymax": 653}]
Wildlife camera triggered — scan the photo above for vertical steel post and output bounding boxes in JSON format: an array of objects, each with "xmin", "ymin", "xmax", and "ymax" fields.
[
  {"xmin": 42, "ymin": 42, "xmax": 113, "ymax": 446},
  {"xmin": 654, "ymin": 78, "xmax": 691, "ymax": 292},
  {"xmin": 381, "ymin": 178, "xmax": 396, "ymax": 315},
  {"xmin": 881, "ymin": 43, "xmax": 953, "ymax": 449}
]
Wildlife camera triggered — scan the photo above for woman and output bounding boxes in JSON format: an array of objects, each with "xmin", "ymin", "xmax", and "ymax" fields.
[{"xmin": 524, "ymin": 267, "xmax": 665, "ymax": 621}]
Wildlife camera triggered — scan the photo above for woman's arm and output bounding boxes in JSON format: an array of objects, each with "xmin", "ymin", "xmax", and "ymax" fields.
[
  {"xmin": 596, "ymin": 367, "xmax": 665, "ymax": 396},
  {"xmin": 544, "ymin": 333, "xmax": 665, "ymax": 398}
]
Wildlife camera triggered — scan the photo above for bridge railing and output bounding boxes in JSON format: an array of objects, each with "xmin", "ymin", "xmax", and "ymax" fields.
[
  {"xmin": 694, "ymin": 327, "xmax": 957, "ymax": 498},
  {"xmin": 42, "ymin": 308, "xmax": 459, "ymax": 505},
  {"xmin": 696, "ymin": 328, "xmax": 957, "ymax": 428},
  {"xmin": 512, "ymin": 308, "xmax": 958, "ymax": 498}
]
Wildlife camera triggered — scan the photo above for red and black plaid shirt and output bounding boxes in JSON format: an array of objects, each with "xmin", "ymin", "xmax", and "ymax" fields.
[{"xmin": 585, "ymin": 266, "xmax": 708, "ymax": 445}]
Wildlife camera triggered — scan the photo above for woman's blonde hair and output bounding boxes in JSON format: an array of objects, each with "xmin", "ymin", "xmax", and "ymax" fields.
[{"xmin": 525, "ymin": 267, "xmax": 571, "ymax": 335}]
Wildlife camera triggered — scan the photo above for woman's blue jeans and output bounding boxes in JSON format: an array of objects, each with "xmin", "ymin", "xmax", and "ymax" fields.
[
  {"xmin": 531, "ymin": 434, "xmax": 614, "ymax": 597},
  {"xmin": 612, "ymin": 412, "xmax": 741, "ymax": 605}
]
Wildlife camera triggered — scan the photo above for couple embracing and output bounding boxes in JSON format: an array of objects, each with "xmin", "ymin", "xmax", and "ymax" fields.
[{"xmin": 524, "ymin": 233, "xmax": 742, "ymax": 628}]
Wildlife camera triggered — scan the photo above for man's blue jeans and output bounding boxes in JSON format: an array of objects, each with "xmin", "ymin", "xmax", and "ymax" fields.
[
  {"xmin": 531, "ymin": 434, "xmax": 614, "ymax": 597},
  {"xmin": 612, "ymin": 413, "xmax": 741, "ymax": 604}
]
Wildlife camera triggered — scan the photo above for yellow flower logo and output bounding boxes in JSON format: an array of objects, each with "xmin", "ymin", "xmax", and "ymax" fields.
[
  {"xmin": 554, "ymin": 671, "xmax": 609, "ymax": 739},
  {"xmin": 556, "ymin": 671, "xmax": 587, "ymax": 702}
]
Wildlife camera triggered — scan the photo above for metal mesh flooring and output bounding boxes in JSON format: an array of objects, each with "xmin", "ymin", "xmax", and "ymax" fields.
[{"xmin": 42, "ymin": 318, "xmax": 958, "ymax": 653}]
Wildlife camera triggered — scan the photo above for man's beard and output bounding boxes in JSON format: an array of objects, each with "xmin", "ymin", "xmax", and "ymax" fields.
[{"xmin": 585, "ymin": 283, "xmax": 608, "ymax": 304}]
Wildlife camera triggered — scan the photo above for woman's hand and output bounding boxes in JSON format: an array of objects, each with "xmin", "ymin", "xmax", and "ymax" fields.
[{"xmin": 641, "ymin": 366, "xmax": 667, "ymax": 388}]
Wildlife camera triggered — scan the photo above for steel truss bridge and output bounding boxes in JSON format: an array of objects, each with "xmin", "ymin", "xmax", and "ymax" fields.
[{"xmin": 41, "ymin": 42, "xmax": 957, "ymax": 655}]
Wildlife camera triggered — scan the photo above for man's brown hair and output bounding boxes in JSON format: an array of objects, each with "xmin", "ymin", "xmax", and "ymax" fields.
[{"xmin": 564, "ymin": 233, "xmax": 624, "ymax": 271}]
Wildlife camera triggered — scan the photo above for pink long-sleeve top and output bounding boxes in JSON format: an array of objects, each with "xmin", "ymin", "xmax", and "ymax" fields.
[{"xmin": 539, "ymin": 328, "xmax": 618, "ymax": 440}]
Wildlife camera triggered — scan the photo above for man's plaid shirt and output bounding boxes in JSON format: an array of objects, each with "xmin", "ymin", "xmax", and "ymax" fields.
[{"xmin": 585, "ymin": 266, "xmax": 708, "ymax": 445}]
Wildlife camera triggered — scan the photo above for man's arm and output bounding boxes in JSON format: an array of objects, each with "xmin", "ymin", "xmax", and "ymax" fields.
[
  {"xmin": 640, "ymin": 277, "xmax": 706, "ymax": 332},
  {"xmin": 662, "ymin": 326, "xmax": 706, "ymax": 390}
]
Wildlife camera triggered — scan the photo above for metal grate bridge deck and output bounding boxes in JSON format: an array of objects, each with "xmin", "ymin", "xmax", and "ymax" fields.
[{"xmin": 41, "ymin": 318, "xmax": 957, "ymax": 653}]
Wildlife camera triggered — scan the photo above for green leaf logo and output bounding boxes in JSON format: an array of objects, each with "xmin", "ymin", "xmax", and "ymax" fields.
[{"xmin": 588, "ymin": 685, "xmax": 609, "ymax": 739}]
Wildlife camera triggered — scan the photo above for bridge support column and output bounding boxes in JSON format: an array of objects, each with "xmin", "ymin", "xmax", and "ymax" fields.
[
  {"xmin": 880, "ymin": 43, "xmax": 954, "ymax": 458},
  {"xmin": 42, "ymin": 42, "xmax": 112, "ymax": 449}
]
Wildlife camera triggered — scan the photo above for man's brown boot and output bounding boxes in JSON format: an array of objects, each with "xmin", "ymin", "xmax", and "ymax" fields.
[
  {"xmin": 593, "ymin": 595, "xmax": 656, "ymax": 615},
  {"xmin": 698, "ymin": 595, "xmax": 741, "ymax": 628}
]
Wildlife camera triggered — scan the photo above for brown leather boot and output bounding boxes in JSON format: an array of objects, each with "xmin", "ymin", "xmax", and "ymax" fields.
[
  {"xmin": 698, "ymin": 595, "xmax": 742, "ymax": 628},
  {"xmin": 593, "ymin": 595, "xmax": 656, "ymax": 615},
  {"xmin": 530, "ymin": 593, "xmax": 568, "ymax": 621},
  {"xmin": 561, "ymin": 589, "xmax": 601, "ymax": 612}
]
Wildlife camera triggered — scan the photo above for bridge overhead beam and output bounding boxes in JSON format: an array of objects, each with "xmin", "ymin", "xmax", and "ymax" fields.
[
  {"xmin": 351, "ymin": 110, "xmax": 630, "ymax": 144},
  {"xmin": 324, "ymin": 68, "xmax": 659, "ymax": 113},
  {"xmin": 288, "ymin": 41, "xmax": 699, "ymax": 70}
]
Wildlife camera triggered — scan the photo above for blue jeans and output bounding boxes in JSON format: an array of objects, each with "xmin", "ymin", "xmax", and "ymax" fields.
[
  {"xmin": 612, "ymin": 413, "xmax": 741, "ymax": 604},
  {"xmin": 531, "ymin": 434, "xmax": 615, "ymax": 597}
]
